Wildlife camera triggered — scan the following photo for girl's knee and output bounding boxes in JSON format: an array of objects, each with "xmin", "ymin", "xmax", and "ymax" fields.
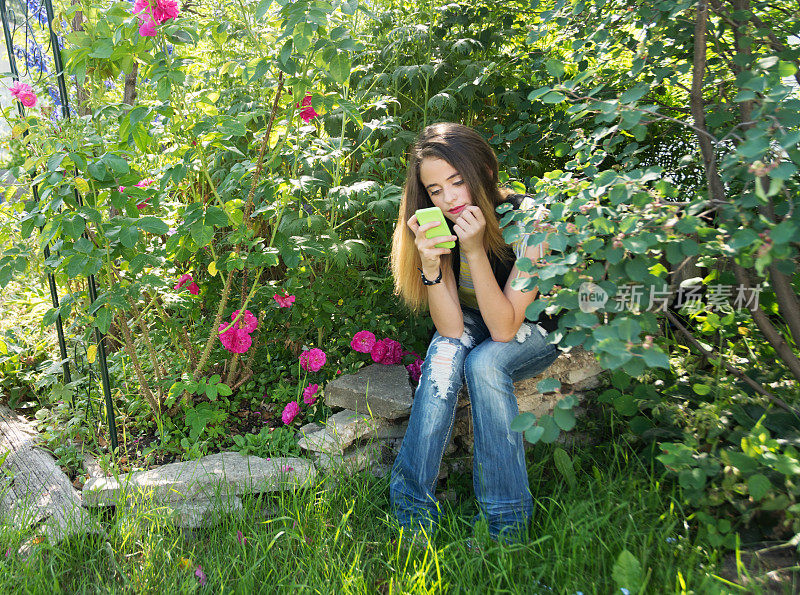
[{"xmin": 424, "ymin": 336, "xmax": 467, "ymax": 399}]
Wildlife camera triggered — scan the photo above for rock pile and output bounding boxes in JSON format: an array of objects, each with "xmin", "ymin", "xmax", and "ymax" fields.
[
  {"xmin": 78, "ymin": 347, "xmax": 604, "ymax": 528},
  {"xmin": 299, "ymin": 347, "xmax": 604, "ymax": 477}
]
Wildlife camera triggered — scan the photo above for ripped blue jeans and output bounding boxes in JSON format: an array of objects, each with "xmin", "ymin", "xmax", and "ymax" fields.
[{"xmin": 389, "ymin": 307, "xmax": 559, "ymax": 540}]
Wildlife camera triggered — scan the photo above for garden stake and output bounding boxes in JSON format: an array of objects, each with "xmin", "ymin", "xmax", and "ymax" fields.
[{"xmin": 45, "ymin": 0, "xmax": 117, "ymax": 449}]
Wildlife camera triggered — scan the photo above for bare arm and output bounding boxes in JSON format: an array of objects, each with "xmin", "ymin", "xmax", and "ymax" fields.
[
  {"xmin": 457, "ymin": 206, "xmax": 548, "ymax": 342},
  {"xmin": 407, "ymin": 215, "xmax": 464, "ymax": 338}
]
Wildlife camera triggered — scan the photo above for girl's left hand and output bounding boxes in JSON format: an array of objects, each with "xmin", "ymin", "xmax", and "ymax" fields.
[{"xmin": 453, "ymin": 206, "xmax": 486, "ymax": 256}]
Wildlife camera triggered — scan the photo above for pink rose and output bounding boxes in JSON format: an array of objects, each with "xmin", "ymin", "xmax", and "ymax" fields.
[
  {"xmin": 175, "ymin": 273, "xmax": 198, "ymax": 293},
  {"xmin": 406, "ymin": 358, "xmax": 423, "ymax": 383},
  {"xmin": 298, "ymin": 94, "xmax": 319, "ymax": 123},
  {"xmin": 371, "ymin": 338, "xmax": 403, "ymax": 365},
  {"xmin": 281, "ymin": 401, "xmax": 300, "ymax": 424},
  {"xmin": 302, "ymin": 383, "xmax": 319, "ymax": 405},
  {"xmin": 9, "ymin": 82, "xmax": 37, "ymax": 108},
  {"xmin": 218, "ymin": 324, "xmax": 252, "ymax": 354},
  {"xmin": 153, "ymin": 0, "xmax": 179, "ymax": 21},
  {"xmin": 273, "ymin": 293, "xmax": 295, "ymax": 308},
  {"xmin": 350, "ymin": 330, "xmax": 376, "ymax": 353},
  {"xmin": 299, "ymin": 348, "xmax": 326, "ymax": 372},
  {"xmin": 232, "ymin": 309, "xmax": 258, "ymax": 333}
]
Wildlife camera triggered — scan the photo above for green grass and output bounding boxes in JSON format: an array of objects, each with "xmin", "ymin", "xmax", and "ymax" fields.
[{"xmin": 0, "ymin": 440, "xmax": 737, "ymax": 594}]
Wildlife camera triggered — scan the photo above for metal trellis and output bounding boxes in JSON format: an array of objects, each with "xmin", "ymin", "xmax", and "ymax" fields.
[{"xmin": 1, "ymin": 0, "xmax": 118, "ymax": 450}]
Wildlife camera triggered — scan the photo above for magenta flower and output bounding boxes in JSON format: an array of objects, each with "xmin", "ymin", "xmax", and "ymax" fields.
[
  {"xmin": 350, "ymin": 330, "xmax": 376, "ymax": 353},
  {"xmin": 153, "ymin": 0, "xmax": 179, "ymax": 21},
  {"xmin": 406, "ymin": 358, "xmax": 423, "ymax": 383},
  {"xmin": 195, "ymin": 565, "xmax": 207, "ymax": 586},
  {"xmin": 281, "ymin": 401, "xmax": 300, "ymax": 424},
  {"xmin": 9, "ymin": 82, "xmax": 37, "ymax": 108},
  {"xmin": 299, "ymin": 348, "xmax": 326, "ymax": 372},
  {"xmin": 298, "ymin": 94, "xmax": 319, "ymax": 123},
  {"xmin": 303, "ymin": 383, "xmax": 319, "ymax": 405},
  {"xmin": 232, "ymin": 309, "xmax": 258, "ymax": 333},
  {"xmin": 371, "ymin": 338, "xmax": 403, "ymax": 365},
  {"xmin": 135, "ymin": 178, "xmax": 155, "ymax": 188},
  {"xmin": 236, "ymin": 530, "xmax": 247, "ymax": 546},
  {"xmin": 218, "ymin": 324, "xmax": 252, "ymax": 354},
  {"xmin": 133, "ymin": 0, "xmax": 178, "ymax": 36},
  {"xmin": 175, "ymin": 273, "xmax": 199, "ymax": 295},
  {"xmin": 135, "ymin": 198, "xmax": 151, "ymax": 210},
  {"xmin": 273, "ymin": 293, "xmax": 295, "ymax": 308}
]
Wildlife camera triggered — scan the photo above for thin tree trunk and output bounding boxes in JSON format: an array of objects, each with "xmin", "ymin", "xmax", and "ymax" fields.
[{"xmin": 123, "ymin": 62, "xmax": 138, "ymax": 106}]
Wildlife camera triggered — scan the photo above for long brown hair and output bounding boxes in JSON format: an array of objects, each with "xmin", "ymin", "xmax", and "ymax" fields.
[{"xmin": 390, "ymin": 122, "xmax": 513, "ymax": 310}]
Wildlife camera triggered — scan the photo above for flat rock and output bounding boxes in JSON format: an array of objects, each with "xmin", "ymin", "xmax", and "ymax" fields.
[
  {"xmin": 324, "ymin": 364, "xmax": 413, "ymax": 419},
  {"xmin": 298, "ymin": 409, "xmax": 402, "ymax": 455},
  {"xmin": 83, "ymin": 452, "xmax": 316, "ymax": 506}
]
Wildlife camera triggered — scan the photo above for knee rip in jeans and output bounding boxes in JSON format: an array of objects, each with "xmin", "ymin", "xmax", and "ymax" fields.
[
  {"xmin": 429, "ymin": 340, "xmax": 461, "ymax": 399},
  {"xmin": 514, "ymin": 323, "xmax": 547, "ymax": 343}
]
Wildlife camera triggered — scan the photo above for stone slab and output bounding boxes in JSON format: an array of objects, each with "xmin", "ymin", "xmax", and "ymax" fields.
[
  {"xmin": 297, "ymin": 409, "xmax": 397, "ymax": 455},
  {"xmin": 324, "ymin": 364, "xmax": 413, "ymax": 419},
  {"xmin": 82, "ymin": 452, "xmax": 316, "ymax": 506}
]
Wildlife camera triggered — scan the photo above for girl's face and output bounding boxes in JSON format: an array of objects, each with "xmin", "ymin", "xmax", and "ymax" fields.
[{"xmin": 418, "ymin": 157, "xmax": 473, "ymax": 223}]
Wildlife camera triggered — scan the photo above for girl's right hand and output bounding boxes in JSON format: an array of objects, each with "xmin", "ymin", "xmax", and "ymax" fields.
[{"xmin": 407, "ymin": 214, "xmax": 458, "ymax": 273}]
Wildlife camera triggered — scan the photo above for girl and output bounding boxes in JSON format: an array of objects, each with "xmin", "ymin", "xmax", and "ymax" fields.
[{"xmin": 389, "ymin": 122, "xmax": 560, "ymax": 541}]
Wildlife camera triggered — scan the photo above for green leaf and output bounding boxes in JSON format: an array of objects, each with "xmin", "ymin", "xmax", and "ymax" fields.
[
  {"xmin": 104, "ymin": 154, "xmax": 129, "ymax": 175},
  {"xmin": 692, "ymin": 383, "xmax": 711, "ymax": 396},
  {"xmin": 328, "ymin": 53, "xmax": 351, "ymax": 84},
  {"xmin": 537, "ymin": 378, "xmax": 561, "ymax": 393},
  {"xmin": 524, "ymin": 425, "xmax": 545, "ymax": 444},
  {"xmin": 541, "ymin": 91, "xmax": 566, "ymax": 104},
  {"xmin": 191, "ymin": 223, "xmax": 214, "ymax": 247},
  {"xmin": 612, "ymin": 549, "xmax": 643, "ymax": 592},
  {"xmin": 545, "ymin": 59, "xmax": 565, "ymax": 79},
  {"xmin": 553, "ymin": 447, "xmax": 577, "ymax": 488},
  {"xmin": 539, "ymin": 414, "xmax": 560, "ymax": 443},
  {"xmin": 613, "ymin": 393, "xmax": 638, "ymax": 416},
  {"xmin": 255, "ymin": 0, "xmax": 272, "ymax": 19},
  {"xmin": 217, "ymin": 383, "xmax": 233, "ymax": 397},
  {"xmin": 95, "ymin": 307, "xmax": 112, "ymax": 334},
  {"xmin": 747, "ymin": 473, "xmax": 771, "ymax": 501},
  {"xmin": 554, "ymin": 406, "xmax": 576, "ymax": 431},
  {"xmin": 510, "ymin": 411, "xmax": 537, "ymax": 433},
  {"xmin": 641, "ymin": 347, "xmax": 670, "ymax": 369},
  {"xmin": 119, "ymin": 225, "xmax": 140, "ymax": 248},
  {"xmin": 770, "ymin": 221, "xmax": 798, "ymax": 245},
  {"xmin": 89, "ymin": 38, "xmax": 113, "ymax": 59},
  {"xmin": 137, "ymin": 217, "xmax": 168, "ymax": 235},
  {"xmin": 620, "ymin": 84, "xmax": 648, "ymax": 104}
]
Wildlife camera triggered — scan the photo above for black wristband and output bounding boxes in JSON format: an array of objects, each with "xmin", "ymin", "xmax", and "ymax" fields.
[{"xmin": 417, "ymin": 267, "xmax": 442, "ymax": 285}]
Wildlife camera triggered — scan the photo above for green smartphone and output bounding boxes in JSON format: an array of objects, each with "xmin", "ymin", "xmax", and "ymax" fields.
[{"xmin": 415, "ymin": 206, "xmax": 456, "ymax": 249}]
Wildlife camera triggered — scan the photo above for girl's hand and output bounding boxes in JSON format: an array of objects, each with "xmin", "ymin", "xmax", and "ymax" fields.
[
  {"xmin": 453, "ymin": 206, "xmax": 485, "ymax": 257},
  {"xmin": 407, "ymin": 214, "xmax": 457, "ymax": 275}
]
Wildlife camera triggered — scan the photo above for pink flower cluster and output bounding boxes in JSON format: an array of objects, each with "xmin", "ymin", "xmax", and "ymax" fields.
[
  {"xmin": 300, "ymin": 348, "xmax": 326, "ymax": 372},
  {"xmin": 174, "ymin": 273, "xmax": 199, "ymax": 295},
  {"xmin": 298, "ymin": 95, "xmax": 319, "ymax": 123},
  {"xmin": 9, "ymin": 82, "xmax": 36, "ymax": 108},
  {"xmin": 371, "ymin": 338, "xmax": 403, "ymax": 365},
  {"xmin": 281, "ymin": 400, "xmax": 300, "ymax": 424},
  {"xmin": 281, "ymin": 349, "xmax": 327, "ymax": 425},
  {"xmin": 303, "ymin": 383, "xmax": 319, "ymax": 405},
  {"xmin": 350, "ymin": 331, "xmax": 424, "ymax": 383},
  {"xmin": 218, "ymin": 309, "xmax": 258, "ymax": 354},
  {"xmin": 273, "ymin": 293, "xmax": 295, "ymax": 308},
  {"xmin": 133, "ymin": 0, "xmax": 179, "ymax": 37}
]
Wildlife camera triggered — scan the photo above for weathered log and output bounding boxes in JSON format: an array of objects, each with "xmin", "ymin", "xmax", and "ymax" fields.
[{"xmin": 0, "ymin": 404, "xmax": 101, "ymax": 544}]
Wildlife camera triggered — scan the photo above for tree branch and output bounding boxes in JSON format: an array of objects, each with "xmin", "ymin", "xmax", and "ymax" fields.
[
  {"xmin": 691, "ymin": 0, "xmax": 727, "ymax": 205},
  {"xmin": 733, "ymin": 264, "xmax": 800, "ymax": 383},
  {"xmin": 665, "ymin": 310, "xmax": 795, "ymax": 414}
]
